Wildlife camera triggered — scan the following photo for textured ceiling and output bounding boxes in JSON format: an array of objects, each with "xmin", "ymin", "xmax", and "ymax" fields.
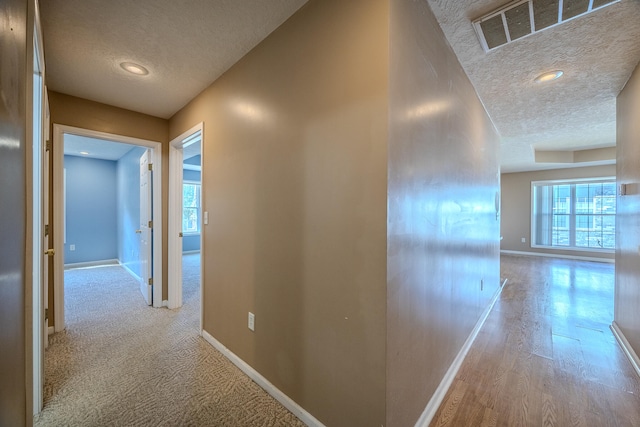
[
  {"xmin": 428, "ymin": 0, "xmax": 640, "ymax": 172},
  {"xmin": 40, "ymin": 0, "xmax": 308, "ymax": 119},
  {"xmin": 41, "ymin": 0, "xmax": 640, "ymax": 172}
]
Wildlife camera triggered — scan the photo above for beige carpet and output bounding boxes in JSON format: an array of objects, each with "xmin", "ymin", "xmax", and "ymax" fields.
[{"xmin": 35, "ymin": 254, "xmax": 305, "ymax": 426}]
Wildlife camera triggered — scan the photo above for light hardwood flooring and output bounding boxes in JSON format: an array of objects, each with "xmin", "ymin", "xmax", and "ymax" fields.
[{"xmin": 431, "ymin": 255, "xmax": 640, "ymax": 427}]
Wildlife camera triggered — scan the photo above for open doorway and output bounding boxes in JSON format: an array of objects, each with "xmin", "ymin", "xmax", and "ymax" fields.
[
  {"xmin": 52, "ymin": 125, "xmax": 164, "ymax": 333},
  {"xmin": 168, "ymin": 124, "xmax": 203, "ymax": 330}
]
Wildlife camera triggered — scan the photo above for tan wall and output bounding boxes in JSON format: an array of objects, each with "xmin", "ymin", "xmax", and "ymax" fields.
[
  {"xmin": 501, "ymin": 165, "xmax": 616, "ymax": 260},
  {"xmin": 615, "ymin": 62, "xmax": 640, "ymax": 354},
  {"xmin": 386, "ymin": 1, "xmax": 501, "ymax": 425},
  {"xmin": 0, "ymin": 0, "xmax": 29, "ymax": 424},
  {"xmin": 48, "ymin": 91, "xmax": 170, "ymax": 325},
  {"xmin": 169, "ymin": 1, "xmax": 389, "ymax": 425}
]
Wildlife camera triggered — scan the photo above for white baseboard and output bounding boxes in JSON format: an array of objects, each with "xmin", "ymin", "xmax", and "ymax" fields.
[
  {"xmin": 162, "ymin": 300, "xmax": 169, "ymax": 308},
  {"xmin": 201, "ymin": 330, "xmax": 325, "ymax": 427},
  {"xmin": 500, "ymin": 250, "xmax": 614, "ymax": 264},
  {"xmin": 119, "ymin": 262, "xmax": 142, "ymax": 282},
  {"xmin": 183, "ymin": 250, "xmax": 201, "ymax": 255},
  {"xmin": 611, "ymin": 321, "xmax": 640, "ymax": 378},
  {"xmin": 47, "ymin": 326, "xmax": 54, "ymax": 335},
  {"xmin": 64, "ymin": 259, "xmax": 119, "ymax": 270},
  {"xmin": 415, "ymin": 281, "xmax": 505, "ymax": 426}
]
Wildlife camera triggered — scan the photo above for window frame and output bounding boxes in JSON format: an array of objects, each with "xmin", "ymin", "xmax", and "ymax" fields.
[
  {"xmin": 182, "ymin": 180, "xmax": 201, "ymax": 236},
  {"xmin": 530, "ymin": 177, "xmax": 616, "ymax": 253}
]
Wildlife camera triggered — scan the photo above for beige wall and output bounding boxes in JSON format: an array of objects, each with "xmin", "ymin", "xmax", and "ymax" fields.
[
  {"xmin": 386, "ymin": 0, "xmax": 501, "ymax": 425},
  {"xmin": 615, "ymin": 61, "xmax": 640, "ymax": 355},
  {"xmin": 169, "ymin": 1, "xmax": 389, "ymax": 425},
  {"xmin": 501, "ymin": 165, "xmax": 616, "ymax": 260},
  {"xmin": 0, "ymin": 0, "xmax": 29, "ymax": 424},
  {"xmin": 48, "ymin": 91, "xmax": 170, "ymax": 325}
]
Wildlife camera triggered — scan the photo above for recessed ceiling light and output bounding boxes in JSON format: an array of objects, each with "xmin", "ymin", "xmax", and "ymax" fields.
[
  {"xmin": 534, "ymin": 70, "xmax": 563, "ymax": 83},
  {"xmin": 80, "ymin": 151, "xmax": 89, "ymax": 155},
  {"xmin": 120, "ymin": 62, "xmax": 149, "ymax": 76}
]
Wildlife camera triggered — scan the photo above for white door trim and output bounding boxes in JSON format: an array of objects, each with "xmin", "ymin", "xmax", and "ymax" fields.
[
  {"xmin": 53, "ymin": 124, "xmax": 164, "ymax": 332},
  {"xmin": 167, "ymin": 123, "xmax": 203, "ymax": 331},
  {"xmin": 31, "ymin": 0, "xmax": 46, "ymax": 414}
]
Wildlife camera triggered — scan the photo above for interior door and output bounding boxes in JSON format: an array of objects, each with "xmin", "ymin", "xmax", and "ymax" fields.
[{"xmin": 139, "ymin": 149, "xmax": 153, "ymax": 305}]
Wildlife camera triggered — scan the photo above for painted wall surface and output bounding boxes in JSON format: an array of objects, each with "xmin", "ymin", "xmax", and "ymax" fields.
[
  {"xmin": 64, "ymin": 155, "xmax": 118, "ymax": 264},
  {"xmin": 48, "ymin": 91, "xmax": 169, "ymax": 325},
  {"xmin": 615, "ymin": 62, "xmax": 640, "ymax": 355},
  {"xmin": 117, "ymin": 146, "xmax": 147, "ymax": 277},
  {"xmin": 386, "ymin": 1, "xmax": 501, "ymax": 425},
  {"xmin": 169, "ymin": 0, "xmax": 389, "ymax": 425},
  {"xmin": 0, "ymin": 0, "xmax": 28, "ymax": 423},
  {"xmin": 501, "ymin": 165, "xmax": 616, "ymax": 259}
]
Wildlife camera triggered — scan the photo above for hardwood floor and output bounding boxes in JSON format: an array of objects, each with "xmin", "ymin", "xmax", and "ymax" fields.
[{"xmin": 430, "ymin": 255, "xmax": 640, "ymax": 427}]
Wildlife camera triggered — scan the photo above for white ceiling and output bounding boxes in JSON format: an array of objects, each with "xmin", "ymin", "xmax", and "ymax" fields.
[
  {"xmin": 428, "ymin": 0, "xmax": 640, "ymax": 172},
  {"xmin": 41, "ymin": 0, "xmax": 640, "ymax": 172},
  {"xmin": 64, "ymin": 134, "xmax": 138, "ymax": 160},
  {"xmin": 40, "ymin": 0, "xmax": 308, "ymax": 119}
]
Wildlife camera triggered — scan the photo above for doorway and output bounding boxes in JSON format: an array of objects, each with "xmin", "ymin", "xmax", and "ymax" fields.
[
  {"xmin": 168, "ymin": 124, "xmax": 203, "ymax": 331},
  {"xmin": 52, "ymin": 125, "xmax": 164, "ymax": 332}
]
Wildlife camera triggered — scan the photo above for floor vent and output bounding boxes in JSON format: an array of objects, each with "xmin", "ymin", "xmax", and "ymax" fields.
[{"xmin": 472, "ymin": 0, "xmax": 619, "ymax": 53}]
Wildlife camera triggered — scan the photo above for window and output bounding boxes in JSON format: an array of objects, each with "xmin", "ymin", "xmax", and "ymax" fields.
[
  {"xmin": 183, "ymin": 181, "xmax": 201, "ymax": 234},
  {"xmin": 531, "ymin": 178, "xmax": 616, "ymax": 251}
]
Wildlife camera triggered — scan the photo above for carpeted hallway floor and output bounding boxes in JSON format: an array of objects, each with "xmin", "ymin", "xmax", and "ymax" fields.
[{"xmin": 35, "ymin": 254, "xmax": 305, "ymax": 426}]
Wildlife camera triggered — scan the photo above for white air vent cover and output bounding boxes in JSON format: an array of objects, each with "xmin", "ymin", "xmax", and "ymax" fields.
[{"xmin": 473, "ymin": 0, "xmax": 620, "ymax": 52}]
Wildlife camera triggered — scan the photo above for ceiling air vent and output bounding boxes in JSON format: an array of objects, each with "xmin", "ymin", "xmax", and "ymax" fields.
[{"xmin": 473, "ymin": 0, "xmax": 620, "ymax": 53}]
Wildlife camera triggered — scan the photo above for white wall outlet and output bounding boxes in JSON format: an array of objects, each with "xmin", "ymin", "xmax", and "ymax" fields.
[
  {"xmin": 70, "ymin": 244, "xmax": 75, "ymax": 251},
  {"xmin": 521, "ymin": 237, "xmax": 526, "ymax": 243},
  {"xmin": 248, "ymin": 312, "xmax": 255, "ymax": 331}
]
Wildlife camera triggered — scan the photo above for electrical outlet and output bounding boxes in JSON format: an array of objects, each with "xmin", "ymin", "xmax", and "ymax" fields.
[
  {"xmin": 70, "ymin": 244, "xmax": 75, "ymax": 251},
  {"xmin": 521, "ymin": 237, "xmax": 526, "ymax": 243},
  {"xmin": 481, "ymin": 279, "xmax": 484, "ymax": 291},
  {"xmin": 248, "ymin": 312, "xmax": 255, "ymax": 331}
]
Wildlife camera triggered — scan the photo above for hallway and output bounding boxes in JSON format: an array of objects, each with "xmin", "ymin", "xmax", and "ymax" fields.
[
  {"xmin": 36, "ymin": 254, "xmax": 303, "ymax": 426},
  {"xmin": 432, "ymin": 255, "xmax": 640, "ymax": 426}
]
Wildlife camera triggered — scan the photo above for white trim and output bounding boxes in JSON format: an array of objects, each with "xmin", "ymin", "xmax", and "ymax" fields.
[
  {"xmin": 64, "ymin": 259, "xmax": 119, "ymax": 270},
  {"xmin": 415, "ymin": 280, "xmax": 505, "ymax": 427},
  {"xmin": 182, "ymin": 250, "xmax": 201, "ymax": 255},
  {"xmin": 610, "ymin": 321, "xmax": 640, "ymax": 378},
  {"xmin": 500, "ymin": 249, "xmax": 615, "ymax": 263},
  {"xmin": 119, "ymin": 262, "xmax": 142, "ymax": 282},
  {"xmin": 47, "ymin": 326, "xmax": 54, "ymax": 335},
  {"xmin": 168, "ymin": 123, "xmax": 203, "ymax": 314},
  {"xmin": 201, "ymin": 330, "xmax": 325, "ymax": 427},
  {"xmin": 53, "ymin": 124, "xmax": 164, "ymax": 333}
]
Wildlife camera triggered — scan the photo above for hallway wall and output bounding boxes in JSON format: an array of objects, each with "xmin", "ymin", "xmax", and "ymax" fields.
[
  {"xmin": 0, "ymin": 0, "xmax": 30, "ymax": 424},
  {"xmin": 386, "ymin": 0, "xmax": 501, "ymax": 425},
  {"xmin": 170, "ymin": 0, "xmax": 389, "ymax": 425},
  {"xmin": 615, "ymin": 61, "xmax": 640, "ymax": 357}
]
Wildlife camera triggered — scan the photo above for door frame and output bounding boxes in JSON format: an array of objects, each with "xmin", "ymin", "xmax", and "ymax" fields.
[
  {"xmin": 168, "ymin": 123, "xmax": 203, "ymax": 331},
  {"xmin": 30, "ymin": 0, "xmax": 47, "ymax": 415},
  {"xmin": 52, "ymin": 124, "xmax": 164, "ymax": 332}
]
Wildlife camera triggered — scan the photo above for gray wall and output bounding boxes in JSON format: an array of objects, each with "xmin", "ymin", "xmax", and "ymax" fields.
[
  {"xmin": 0, "ymin": 0, "xmax": 28, "ymax": 424},
  {"xmin": 64, "ymin": 155, "xmax": 118, "ymax": 264},
  {"xmin": 386, "ymin": 0, "xmax": 501, "ymax": 425},
  {"xmin": 615, "ymin": 61, "xmax": 640, "ymax": 355},
  {"xmin": 501, "ymin": 165, "xmax": 616, "ymax": 260}
]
